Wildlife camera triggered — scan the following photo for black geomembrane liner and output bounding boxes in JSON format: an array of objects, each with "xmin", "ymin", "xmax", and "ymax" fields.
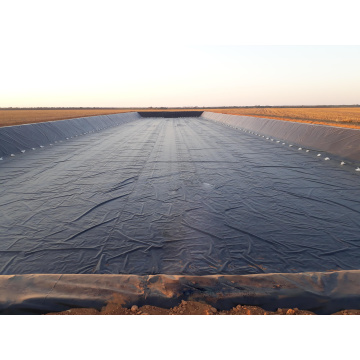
[
  {"xmin": 1, "ymin": 115, "xmax": 360, "ymax": 275},
  {"xmin": 1, "ymin": 112, "xmax": 360, "ymax": 313}
]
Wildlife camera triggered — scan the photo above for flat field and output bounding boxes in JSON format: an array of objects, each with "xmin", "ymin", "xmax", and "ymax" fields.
[
  {"xmin": 1, "ymin": 107, "xmax": 360, "ymax": 128},
  {"xmin": 209, "ymin": 107, "xmax": 360, "ymax": 129},
  {"xmin": 0, "ymin": 109, "xmax": 136, "ymax": 127}
]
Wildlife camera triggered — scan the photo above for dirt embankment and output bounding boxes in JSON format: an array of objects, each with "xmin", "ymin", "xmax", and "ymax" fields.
[{"xmin": 47, "ymin": 300, "xmax": 360, "ymax": 315}]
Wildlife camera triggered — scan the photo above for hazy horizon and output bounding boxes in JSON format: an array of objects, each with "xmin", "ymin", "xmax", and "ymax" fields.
[
  {"xmin": 2, "ymin": 1, "xmax": 359, "ymax": 109},
  {"xmin": 2, "ymin": 45, "xmax": 359, "ymax": 108},
  {"xmin": 1, "ymin": 104, "xmax": 360, "ymax": 109}
]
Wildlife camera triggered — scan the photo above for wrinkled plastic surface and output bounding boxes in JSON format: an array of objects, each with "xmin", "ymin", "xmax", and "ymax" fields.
[
  {"xmin": 0, "ymin": 112, "xmax": 140, "ymax": 158},
  {"xmin": 202, "ymin": 111, "xmax": 360, "ymax": 163},
  {"xmin": 1, "ymin": 116, "xmax": 360, "ymax": 276}
]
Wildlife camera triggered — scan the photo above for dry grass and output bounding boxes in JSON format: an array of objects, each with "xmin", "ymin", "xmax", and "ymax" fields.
[
  {"xmin": 1, "ymin": 107, "xmax": 360, "ymax": 129},
  {"xmin": 210, "ymin": 107, "xmax": 360, "ymax": 129}
]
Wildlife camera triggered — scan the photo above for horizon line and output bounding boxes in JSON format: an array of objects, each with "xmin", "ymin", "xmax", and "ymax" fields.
[{"xmin": 1, "ymin": 104, "xmax": 360, "ymax": 110}]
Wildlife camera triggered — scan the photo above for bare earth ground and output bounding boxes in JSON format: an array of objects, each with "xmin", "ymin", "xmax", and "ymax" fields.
[
  {"xmin": 1, "ymin": 107, "xmax": 360, "ymax": 129},
  {"xmin": 47, "ymin": 300, "xmax": 360, "ymax": 315}
]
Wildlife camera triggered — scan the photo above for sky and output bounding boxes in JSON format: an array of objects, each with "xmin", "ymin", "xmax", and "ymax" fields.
[{"xmin": 1, "ymin": 0, "xmax": 359, "ymax": 108}]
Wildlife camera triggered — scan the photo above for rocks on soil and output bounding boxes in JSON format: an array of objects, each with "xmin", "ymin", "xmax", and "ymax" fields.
[{"xmin": 46, "ymin": 301, "xmax": 360, "ymax": 315}]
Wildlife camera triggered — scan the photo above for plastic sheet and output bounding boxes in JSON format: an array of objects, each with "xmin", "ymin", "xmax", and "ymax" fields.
[
  {"xmin": 0, "ymin": 112, "xmax": 140, "ymax": 158},
  {"xmin": 1, "ymin": 115, "xmax": 360, "ymax": 277},
  {"xmin": 1, "ymin": 271, "xmax": 360, "ymax": 314},
  {"xmin": 1, "ymin": 113, "xmax": 360, "ymax": 314},
  {"xmin": 202, "ymin": 111, "xmax": 360, "ymax": 163},
  {"xmin": 139, "ymin": 111, "xmax": 203, "ymax": 118}
]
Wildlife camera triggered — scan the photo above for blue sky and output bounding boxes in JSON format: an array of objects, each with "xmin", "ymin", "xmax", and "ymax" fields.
[{"xmin": 1, "ymin": 1, "xmax": 359, "ymax": 107}]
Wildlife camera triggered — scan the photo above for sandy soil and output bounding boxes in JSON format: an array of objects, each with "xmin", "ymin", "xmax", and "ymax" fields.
[{"xmin": 46, "ymin": 300, "xmax": 360, "ymax": 315}]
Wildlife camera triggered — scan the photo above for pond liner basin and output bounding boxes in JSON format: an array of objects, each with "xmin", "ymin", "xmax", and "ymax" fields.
[{"xmin": 1, "ymin": 112, "xmax": 360, "ymax": 314}]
